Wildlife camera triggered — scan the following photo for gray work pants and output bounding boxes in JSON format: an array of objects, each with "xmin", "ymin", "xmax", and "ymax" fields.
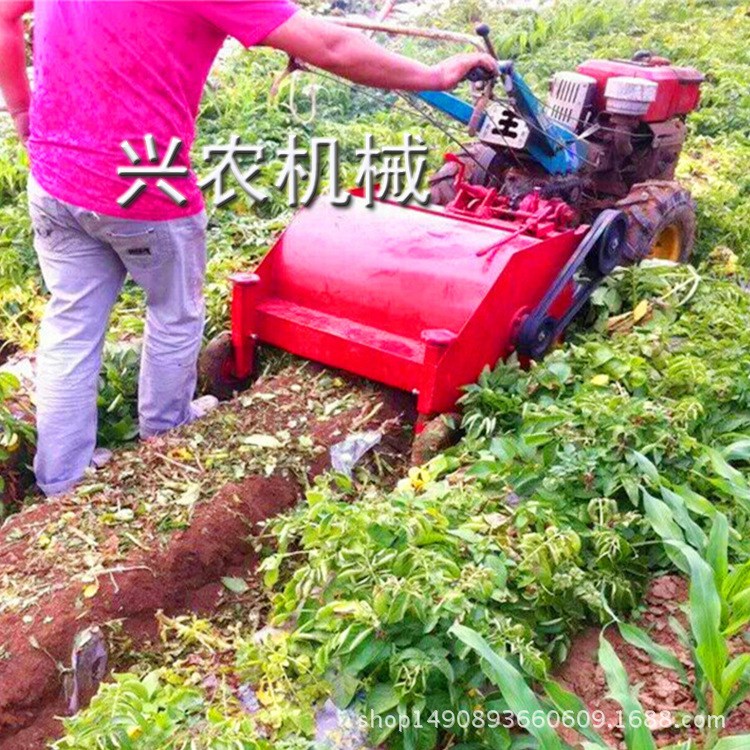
[{"xmin": 27, "ymin": 175, "xmax": 207, "ymax": 496}]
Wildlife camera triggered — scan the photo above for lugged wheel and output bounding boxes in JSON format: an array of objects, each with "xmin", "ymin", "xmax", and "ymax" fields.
[
  {"xmin": 616, "ymin": 181, "xmax": 696, "ymax": 263},
  {"xmin": 198, "ymin": 331, "xmax": 253, "ymax": 401}
]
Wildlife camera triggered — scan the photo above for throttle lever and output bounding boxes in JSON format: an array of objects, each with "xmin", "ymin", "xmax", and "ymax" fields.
[
  {"xmin": 465, "ymin": 23, "xmax": 500, "ymax": 135},
  {"xmin": 476, "ymin": 23, "xmax": 498, "ymax": 59}
]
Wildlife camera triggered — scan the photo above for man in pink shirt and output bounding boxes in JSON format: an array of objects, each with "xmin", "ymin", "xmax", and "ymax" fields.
[{"xmin": 0, "ymin": 0, "xmax": 494, "ymax": 496}]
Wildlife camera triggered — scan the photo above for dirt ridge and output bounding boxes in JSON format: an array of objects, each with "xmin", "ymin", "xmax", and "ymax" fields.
[{"xmin": 0, "ymin": 367, "xmax": 412, "ymax": 749}]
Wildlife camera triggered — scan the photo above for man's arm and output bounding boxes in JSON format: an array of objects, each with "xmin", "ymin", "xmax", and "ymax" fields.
[
  {"xmin": 264, "ymin": 11, "xmax": 496, "ymax": 91},
  {"xmin": 0, "ymin": 0, "xmax": 33, "ymax": 143}
]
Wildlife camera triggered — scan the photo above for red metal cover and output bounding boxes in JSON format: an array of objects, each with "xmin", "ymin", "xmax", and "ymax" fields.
[
  {"xmin": 231, "ymin": 197, "xmax": 584, "ymax": 416},
  {"xmin": 576, "ymin": 59, "xmax": 703, "ymax": 122}
]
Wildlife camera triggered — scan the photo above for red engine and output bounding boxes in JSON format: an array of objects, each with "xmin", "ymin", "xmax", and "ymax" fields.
[{"xmin": 576, "ymin": 57, "xmax": 703, "ymax": 123}]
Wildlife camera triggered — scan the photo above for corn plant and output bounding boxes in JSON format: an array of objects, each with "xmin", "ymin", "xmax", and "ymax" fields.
[
  {"xmin": 585, "ymin": 629, "xmax": 749, "ymax": 750},
  {"xmin": 453, "ymin": 623, "xmax": 749, "ymax": 750},
  {"xmin": 617, "ymin": 498, "xmax": 750, "ymax": 749}
]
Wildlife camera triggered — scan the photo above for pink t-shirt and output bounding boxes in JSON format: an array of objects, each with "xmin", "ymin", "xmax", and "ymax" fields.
[{"xmin": 28, "ymin": 0, "xmax": 299, "ymax": 221}]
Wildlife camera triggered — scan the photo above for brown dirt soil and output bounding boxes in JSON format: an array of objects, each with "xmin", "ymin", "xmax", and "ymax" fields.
[
  {"xmin": 411, "ymin": 413, "xmax": 460, "ymax": 466},
  {"xmin": 0, "ymin": 365, "xmax": 412, "ymax": 749},
  {"xmin": 0, "ymin": 375, "xmax": 35, "ymax": 511},
  {"xmin": 556, "ymin": 575, "xmax": 750, "ymax": 748},
  {"xmin": 0, "ymin": 341, "xmax": 18, "ymax": 367}
]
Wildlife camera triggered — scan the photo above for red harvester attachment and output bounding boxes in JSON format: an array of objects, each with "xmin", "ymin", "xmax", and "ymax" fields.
[{"xmin": 221, "ymin": 187, "xmax": 615, "ymax": 419}]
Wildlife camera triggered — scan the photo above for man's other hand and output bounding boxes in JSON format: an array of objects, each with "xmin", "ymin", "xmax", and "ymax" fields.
[{"xmin": 11, "ymin": 108, "xmax": 29, "ymax": 144}]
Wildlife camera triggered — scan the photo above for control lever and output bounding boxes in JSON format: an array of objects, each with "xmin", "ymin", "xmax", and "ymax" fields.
[
  {"xmin": 476, "ymin": 23, "xmax": 498, "ymax": 59},
  {"xmin": 466, "ymin": 23, "xmax": 498, "ymax": 136}
]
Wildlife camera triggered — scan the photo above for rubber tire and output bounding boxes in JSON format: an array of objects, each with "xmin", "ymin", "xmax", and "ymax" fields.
[
  {"xmin": 198, "ymin": 331, "xmax": 253, "ymax": 401},
  {"xmin": 428, "ymin": 144, "xmax": 501, "ymax": 206},
  {"xmin": 615, "ymin": 181, "xmax": 696, "ymax": 264}
]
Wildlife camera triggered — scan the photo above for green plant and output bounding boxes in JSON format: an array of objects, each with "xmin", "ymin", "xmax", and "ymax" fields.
[
  {"xmin": 454, "ymin": 622, "xmax": 749, "ymax": 750},
  {"xmin": 53, "ymin": 670, "xmax": 277, "ymax": 750},
  {"xmin": 235, "ymin": 627, "xmax": 328, "ymax": 735},
  {"xmin": 12, "ymin": 3, "xmax": 750, "ymax": 750},
  {"xmin": 461, "ymin": 264, "xmax": 750, "ymax": 532},
  {"xmin": 585, "ymin": 625, "xmax": 750, "ymax": 750},
  {"xmin": 233, "ymin": 262, "xmax": 750, "ymax": 750},
  {"xmin": 619, "ymin": 506, "xmax": 750, "ymax": 748},
  {"xmin": 0, "ymin": 369, "xmax": 34, "ymax": 512},
  {"xmin": 254, "ymin": 450, "xmax": 646, "ymax": 749},
  {"xmin": 0, "ymin": 370, "xmax": 29, "ymax": 453},
  {"xmin": 96, "ymin": 342, "xmax": 141, "ymax": 446},
  {"xmin": 451, "ymin": 624, "xmax": 648, "ymax": 750}
]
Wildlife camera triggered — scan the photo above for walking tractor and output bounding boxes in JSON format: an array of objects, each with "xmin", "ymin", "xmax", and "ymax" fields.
[{"xmin": 200, "ymin": 22, "xmax": 703, "ymax": 432}]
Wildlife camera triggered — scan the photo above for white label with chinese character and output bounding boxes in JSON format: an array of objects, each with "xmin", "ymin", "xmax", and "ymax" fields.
[{"xmin": 478, "ymin": 103, "xmax": 530, "ymax": 149}]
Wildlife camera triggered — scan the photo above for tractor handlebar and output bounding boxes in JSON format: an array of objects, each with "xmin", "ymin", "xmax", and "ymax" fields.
[{"xmin": 464, "ymin": 66, "xmax": 497, "ymax": 84}]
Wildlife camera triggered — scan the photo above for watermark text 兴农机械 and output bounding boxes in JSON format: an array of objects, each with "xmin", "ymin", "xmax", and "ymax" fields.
[{"xmin": 117, "ymin": 133, "xmax": 431, "ymax": 209}]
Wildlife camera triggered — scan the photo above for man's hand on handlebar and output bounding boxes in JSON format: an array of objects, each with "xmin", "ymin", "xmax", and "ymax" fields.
[{"xmin": 430, "ymin": 52, "xmax": 497, "ymax": 90}]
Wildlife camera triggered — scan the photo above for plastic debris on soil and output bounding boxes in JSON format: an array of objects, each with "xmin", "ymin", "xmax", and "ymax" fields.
[
  {"xmin": 330, "ymin": 430, "xmax": 383, "ymax": 477},
  {"xmin": 64, "ymin": 626, "xmax": 108, "ymax": 714},
  {"xmin": 315, "ymin": 699, "xmax": 373, "ymax": 750}
]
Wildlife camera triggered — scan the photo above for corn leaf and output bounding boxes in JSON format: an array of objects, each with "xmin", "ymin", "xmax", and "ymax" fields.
[
  {"xmin": 630, "ymin": 450, "xmax": 660, "ymax": 483},
  {"xmin": 660, "ymin": 487, "xmax": 707, "ymax": 552},
  {"xmin": 721, "ymin": 653, "xmax": 750, "ymax": 700},
  {"xmin": 721, "ymin": 649, "xmax": 750, "ymax": 712},
  {"xmin": 712, "ymin": 736, "xmax": 750, "ymax": 750},
  {"xmin": 668, "ymin": 616, "xmax": 709, "ymax": 715},
  {"xmin": 707, "ymin": 447, "xmax": 747, "ymax": 484},
  {"xmin": 666, "ymin": 541, "xmax": 728, "ymax": 696},
  {"xmin": 726, "ymin": 588, "xmax": 750, "ymax": 638},
  {"xmin": 450, "ymin": 624, "xmax": 566, "ymax": 750},
  {"xmin": 672, "ymin": 485, "xmax": 716, "ymax": 521},
  {"xmin": 643, "ymin": 491, "xmax": 684, "ymax": 542},
  {"xmin": 723, "ymin": 439, "xmax": 750, "ymax": 462},
  {"xmin": 724, "ymin": 559, "xmax": 750, "ymax": 600},
  {"xmin": 617, "ymin": 623, "xmax": 688, "ymax": 684},
  {"xmin": 543, "ymin": 680, "xmax": 607, "ymax": 747},
  {"xmin": 642, "ymin": 491, "xmax": 688, "ymax": 574},
  {"xmin": 725, "ymin": 680, "xmax": 750, "ymax": 715},
  {"xmin": 706, "ymin": 513, "xmax": 729, "ymax": 593},
  {"xmin": 705, "ymin": 448, "xmax": 750, "ymax": 515},
  {"xmin": 597, "ymin": 633, "xmax": 657, "ymax": 750}
]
